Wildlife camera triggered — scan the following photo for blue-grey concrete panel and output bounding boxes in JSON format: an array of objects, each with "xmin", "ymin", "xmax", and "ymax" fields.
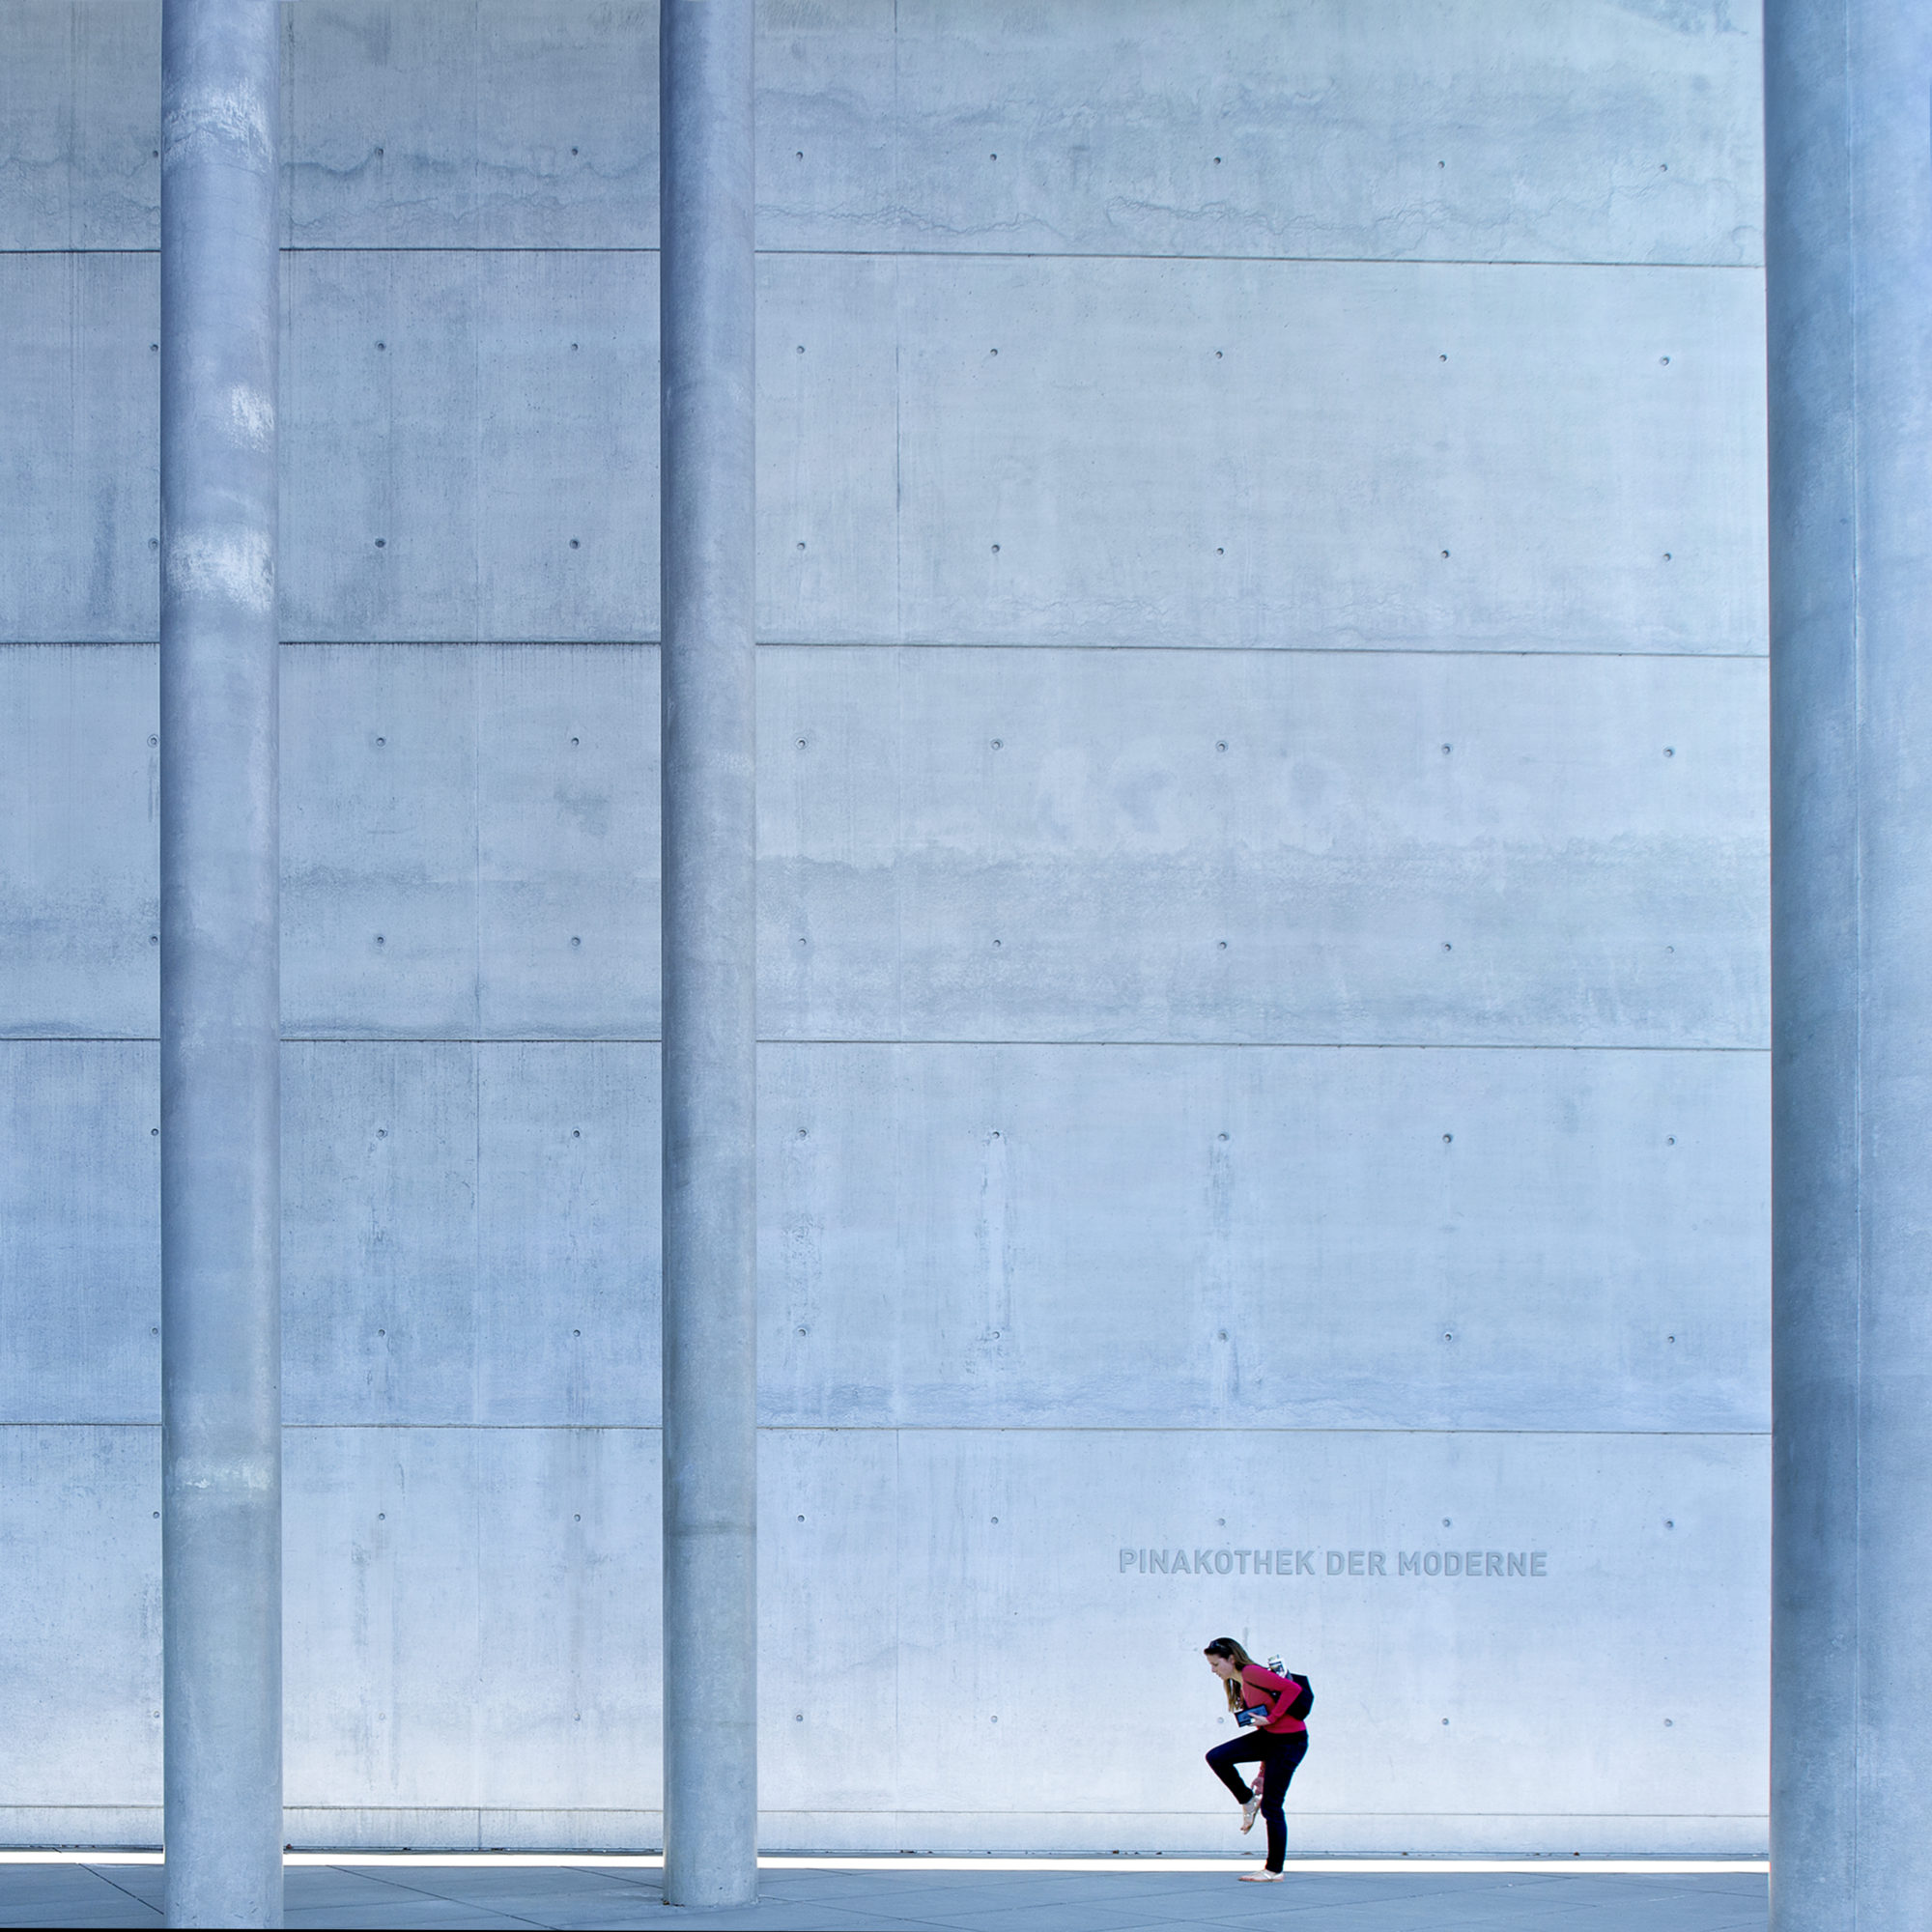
[
  {"xmin": 0, "ymin": 1414, "xmax": 1770, "ymax": 1847},
  {"xmin": 758, "ymin": 254, "xmax": 901, "ymax": 648},
  {"xmin": 286, "ymin": 252, "xmax": 1767, "ymax": 651},
  {"xmin": 469, "ymin": 651, "xmax": 661, "ymax": 1038},
  {"xmin": 0, "ymin": 646, "xmax": 157, "ymax": 1037},
  {"xmin": 283, "ymin": 2, "xmax": 657, "ymax": 253},
  {"xmin": 4, "ymin": 643, "xmax": 660, "ymax": 1040},
  {"xmin": 763, "ymin": 646, "xmax": 1769, "ymax": 1048},
  {"xmin": 760, "ymin": 1043, "xmax": 1768, "ymax": 1434},
  {"xmin": 278, "ymin": 251, "xmax": 483, "ymax": 645},
  {"xmin": 758, "ymin": 0, "xmax": 1763, "ymax": 270},
  {"xmin": 8, "ymin": 1037, "xmax": 1757, "ymax": 1435},
  {"xmin": 282, "ymin": 1424, "xmax": 663, "ymax": 1812},
  {"xmin": 280, "ymin": 250, "xmax": 663, "ymax": 646},
  {"xmin": 4, "ymin": 644, "xmax": 1768, "ymax": 1045},
  {"xmin": 281, "ymin": 1042, "xmax": 484, "ymax": 1426},
  {"xmin": 0, "ymin": 1427, "xmax": 158, "ymax": 1805},
  {"xmin": 471, "ymin": 1045, "xmax": 661, "ymax": 1427},
  {"xmin": 280, "ymin": 645, "xmax": 660, "ymax": 1039},
  {"xmin": 297, "ymin": 0, "xmax": 1760, "ymax": 267},
  {"xmin": 281, "ymin": 1041, "xmax": 660, "ymax": 1427},
  {"xmin": 0, "ymin": 1042, "xmax": 158, "ymax": 1424},
  {"xmin": 1, "ymin": 4, "xmax": 1762, "ymax": 268},
  {"xmin": 5, "ymin": 644, "xmax": 1764, "ymax": 1044},
  {"xmin": 889, "ymin": 257, "xmax": 1766, "ymax": 652},
  {"xmin": 280, "ymin": 645, "xmax": 485, "ymax": 1036},
  {"xmin": 0, "ymin": 3, "xmax": 158, "ymax": 251},
  {"xmin": 0, "ymin": 253, "xmax": 1761, "ymax": 652},
  {"xmin": 755, "ymin": 1428, "xmax": 897, "ymax": 1822},
  {"xmin": 0, "ymin": 257, "xmax": 157, "ymax": 646},
  {"xmin": 283, "ymin": 249, "xmax": 896, "ymax": 647},
  {"xmin": 0, "ymin": 1424, "xmax": 1764, "ymax": 1847},
  {"xmin": 767, "ymin": 1426, "xmax": 1770, "ymax": 1852}
]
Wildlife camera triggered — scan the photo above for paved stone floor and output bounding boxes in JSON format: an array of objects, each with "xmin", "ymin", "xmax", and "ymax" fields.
[{"xmin": 0, "ymin": 1859, "xmax": 1769, "ymax": 1930}]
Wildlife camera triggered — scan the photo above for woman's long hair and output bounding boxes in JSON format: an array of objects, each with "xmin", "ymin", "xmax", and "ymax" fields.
[{"xmin": 1204, "ymin": 1636, "xmax": 1258, "ymax": 1715}]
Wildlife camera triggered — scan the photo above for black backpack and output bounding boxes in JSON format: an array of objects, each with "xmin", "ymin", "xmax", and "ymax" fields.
[{"xmin": 1265, "ymin": 1657, "xmax": 1315, "ymax": 1720}]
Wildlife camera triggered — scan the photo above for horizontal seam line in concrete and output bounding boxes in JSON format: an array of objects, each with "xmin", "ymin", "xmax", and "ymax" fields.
[
  {"xmin": 1, "ymin": 640, "xmax": 1773, "ymax": 660},
  {"xmin": 0, "ymin": 244, "xmax": 1767, "ymax": 270},
  {"xmin": 631, "ymin": 1808, "xmax": 1773, "ymax": 1819},
  {"xmin": 758, "ymin": 1039, "xmax": 1775, "ymax": 1053},
  {"xmin": 18, "ymin": 1801, "xmax": 1770, "ymax": 1816},
  {"xmin": 770, "ymin": 247, "xmax": 1771, "ymax": 270},
  {"xmin": 2, "ymin": 1037, "xmax": 1775, "ymax": 1053},
  {"xmin": 769, "ymin": 642, "xmax": 1774, "ymax": 659},
  {"xmin": 0, "ymin": 1423, "xmax": 1773, "ymax": 1436},
  {"xmin": 0, "ymin": 1807, "xmax": 1768, "ymax": 1819}
]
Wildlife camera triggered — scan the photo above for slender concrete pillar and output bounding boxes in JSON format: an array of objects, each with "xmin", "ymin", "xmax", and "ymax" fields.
[
  {"xmin": 158, "ymin": 2, "xmax": 283, "ymax": 1924},
  {"xmin": 1765, "ymin": 4, "xmax": 1932, "ymax": 1925},
  {"xmin": 658, "ymin": 0, "xmax": 757, "ymax": 1909}
]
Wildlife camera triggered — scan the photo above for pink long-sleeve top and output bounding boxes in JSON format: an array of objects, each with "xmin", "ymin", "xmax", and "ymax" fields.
[{"xmin": 1238, "ymin": 1662, "xmax": 1307, "ymax": 1735}]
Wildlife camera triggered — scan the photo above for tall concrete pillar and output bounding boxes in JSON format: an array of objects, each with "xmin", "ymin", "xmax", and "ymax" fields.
[
  {"xmin": 158, "ymin": 2, "xmax": 283, "ymax": 1924},
  {"xmin": 1765, "ymin": 4, "xmax": 1932, "ymax": 1925},
  {"xmin": 658, "ymin": 0, "xmax": 758, "ymax": 1909}
]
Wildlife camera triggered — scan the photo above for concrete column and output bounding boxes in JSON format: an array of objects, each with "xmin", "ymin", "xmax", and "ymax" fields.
[
  {"xmin": 158, "ymin": 2, "xmax": 283, "ymax": 1924},
  {"xmin": 658, "ymin": 0, "xmax": 758, "ymax": 1910},
  {"xmin": 1765, "ymin": 4, "xmax": 1932, "ymax": 1925}
]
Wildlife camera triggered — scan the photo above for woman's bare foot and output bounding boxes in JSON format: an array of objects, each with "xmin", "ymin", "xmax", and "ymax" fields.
[{"xmin": 1238, "ymin": 1869, "xmax": 1285, "ymax": 1882}]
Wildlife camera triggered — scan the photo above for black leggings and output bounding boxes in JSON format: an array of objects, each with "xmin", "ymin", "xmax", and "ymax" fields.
[{"xmin": 1206, "ymin": 1727, "xmax": 1308, "ymax": 1872}]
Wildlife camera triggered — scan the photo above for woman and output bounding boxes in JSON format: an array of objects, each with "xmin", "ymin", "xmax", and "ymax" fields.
[{"xmin": 1202, "ymin": 1636, "xmax": 1308, "ymax": 1882}]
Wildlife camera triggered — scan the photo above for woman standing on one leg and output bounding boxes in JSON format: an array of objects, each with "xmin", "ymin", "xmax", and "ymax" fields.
[{"xmin": 1202, "ymin": 1636, "xmax": 1309, "ymax": 1883}]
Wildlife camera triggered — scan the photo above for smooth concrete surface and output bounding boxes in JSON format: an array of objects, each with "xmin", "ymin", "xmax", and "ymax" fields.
[
  {"xmin": 759, "ymin": 646, "xmax": 1767, "ymax": 1044},
  {"xmin": 156, "ymin": 0, "xmax": 285, "ymax": 1919},
  {"xmin": 1, "ymin": 0, "xmax": 1771, "ymax": 1861},
  {"xmin": 1763, "ymin": 1, "xmax": 1932, "ymax": 1925},
  {"xmin": 3, "ymin": 1034, "xmax": 1767, "ymax": 1436},
  {"xmin": 0, "ymin": 250, "xmax": 1767, "ymax": 650},
  {"xmin": 658, "ymin": 0, "xmax": 760, "ymax": 1905},
  {"xmin": 0, "ymin": 1422, "xmax": 1767, "ymax": 1854},
  {"xmin": 2, "ymin": 643, "xmax": 1768, "ymax": 1044},
  {"xmin": 0, "ymin": 1431, "xmax": 158, "ymax": 1812},
  {"xmin": 4, "ymin": 1, "xmax": 1763, "ymax": 264},
  {"xmin": 0, "ymin": 1860, "xmax": 1773, "ymax": 1932}
]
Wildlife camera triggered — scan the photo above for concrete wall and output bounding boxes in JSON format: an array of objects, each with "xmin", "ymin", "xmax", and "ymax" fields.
[{"xmin": 0, "ymin": 1, "xmax": 1769, "ymax": 1853}]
